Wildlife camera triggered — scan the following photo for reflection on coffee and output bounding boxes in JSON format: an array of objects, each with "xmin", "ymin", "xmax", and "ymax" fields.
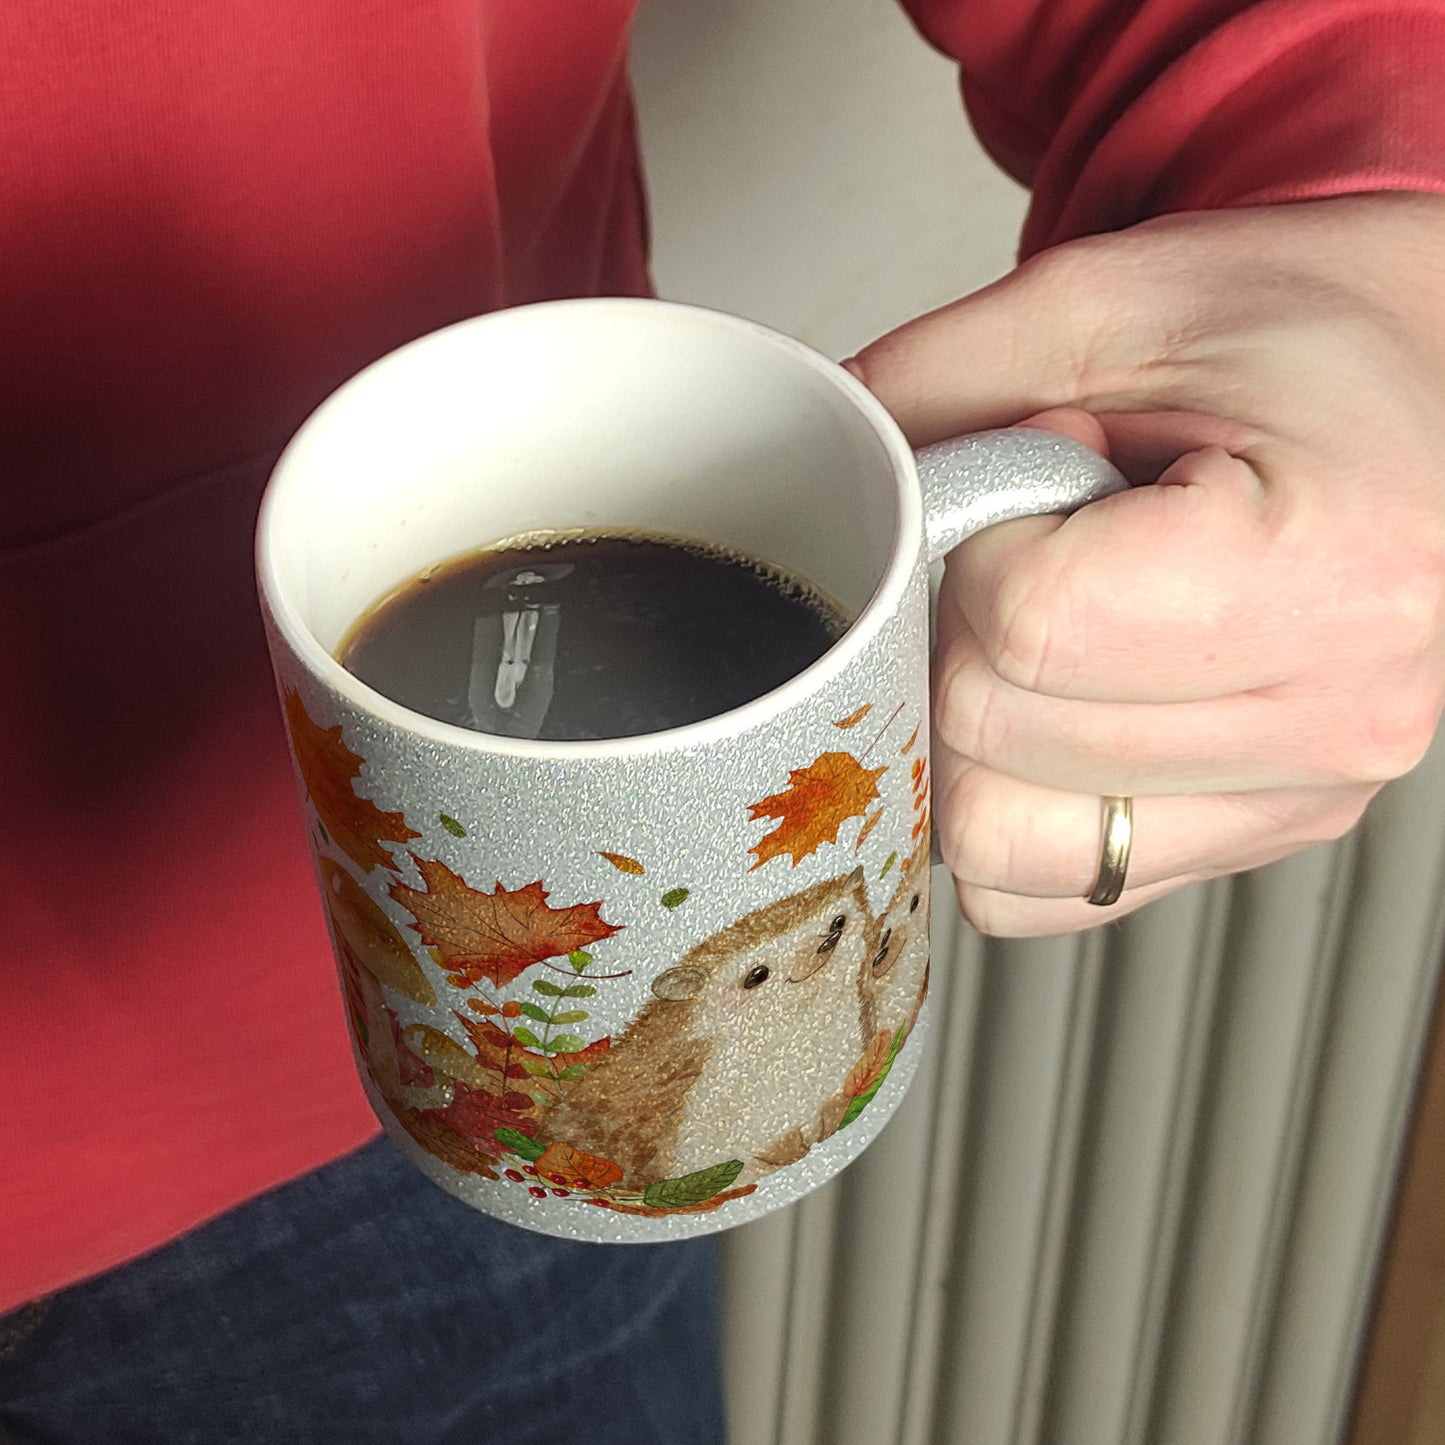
[{"xmin": 337, "ymin": 534, "xmax": 849, "ymax": 740}]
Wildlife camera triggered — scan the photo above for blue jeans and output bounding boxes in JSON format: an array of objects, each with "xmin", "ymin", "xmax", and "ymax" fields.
[{"xmin": 0, "ymin": 1138, "xmax": 725, "ymax": 1444}]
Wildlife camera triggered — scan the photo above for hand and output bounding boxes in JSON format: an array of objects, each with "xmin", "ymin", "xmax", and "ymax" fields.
[{"xmin": 848, "ymin": 193, "xmax": 1445, "ymax": 936}]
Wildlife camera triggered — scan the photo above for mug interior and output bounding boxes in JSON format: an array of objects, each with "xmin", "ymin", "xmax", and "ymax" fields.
[{"xmin": 260, "ymin": 300, "xmax": 914, "ymax": 739}]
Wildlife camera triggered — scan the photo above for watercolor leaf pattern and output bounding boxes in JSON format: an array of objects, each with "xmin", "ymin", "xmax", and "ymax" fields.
[
  {"xmin": 535, "ymin": 1141, "xmax": 625, "ymax": 1190},
  {"xmin": 748, "ymin": 751, "xmax": 887, "ymax": 870},
  {"xmin": 320, "ymin": 858, "xmax": 436, "ymax": 1004},
  {"xmin": 283, "ymin": 688, "xmax": 420, "ymax": 874},
  {"xmin": 596, "ymin": 850, "xmax": 645, "ymax": 875},
  {"xmin": 389, "ymin": 858, "xmax": 622, "ymax": 989}
]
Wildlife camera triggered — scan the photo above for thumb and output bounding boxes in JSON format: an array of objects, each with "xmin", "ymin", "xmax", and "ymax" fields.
[{"xmin": 843, "ymin": 247, "xmax": 1155, "ymax": 447}]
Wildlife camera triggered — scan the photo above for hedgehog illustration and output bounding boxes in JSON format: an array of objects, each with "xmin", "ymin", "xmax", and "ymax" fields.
[
  {"xmin": 859, "ymin": 845, "xmax": 931, "ymax": 1049},
  {"xmin": 541, "ymin": 867, "xmax": 874, "ymax": 1189}
]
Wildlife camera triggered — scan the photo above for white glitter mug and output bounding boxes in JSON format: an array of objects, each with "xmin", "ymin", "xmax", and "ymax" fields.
[{"xmin": 256, "ymin": 298, "xmax": 1124, "ymax": 1241}]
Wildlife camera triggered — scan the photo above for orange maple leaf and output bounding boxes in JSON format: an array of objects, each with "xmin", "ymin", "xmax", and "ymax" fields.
[
  {"xmin": 389, "ymin": 858, "xmax": 622, "ymax": 988},
  {"xmin": 283, "ymin": 689, "xmax": 419, "ymax": 874},
  {"xmin": 748, "ymin": 751, "xmax": 887, "ymax": 870}
]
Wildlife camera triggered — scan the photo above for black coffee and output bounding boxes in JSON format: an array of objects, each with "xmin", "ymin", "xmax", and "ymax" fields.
[{"xmin": 338, "ymin": 534, "xmax": 849, "ymax": 740}]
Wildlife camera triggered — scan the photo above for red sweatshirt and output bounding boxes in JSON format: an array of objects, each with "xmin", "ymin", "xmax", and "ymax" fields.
[{"xmin": 4, "ymin": 0, "xmax": 1443, "ymax": 1313}]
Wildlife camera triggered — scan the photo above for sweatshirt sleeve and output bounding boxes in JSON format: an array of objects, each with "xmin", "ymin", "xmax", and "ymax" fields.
[{"xmin": 899, "ymin": 0, "xmax": 1445, "ymax": 255}]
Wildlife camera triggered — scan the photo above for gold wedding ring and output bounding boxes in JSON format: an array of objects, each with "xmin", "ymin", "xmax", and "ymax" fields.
[{"xmin": 1086, "ymin": 795, "xmax": 1133, "ymax": 907}]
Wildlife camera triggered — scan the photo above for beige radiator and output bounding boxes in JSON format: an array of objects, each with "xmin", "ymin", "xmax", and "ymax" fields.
[{"xmin": 717, "ymin": 736, "xmax": 1445, "ymax": 1445}]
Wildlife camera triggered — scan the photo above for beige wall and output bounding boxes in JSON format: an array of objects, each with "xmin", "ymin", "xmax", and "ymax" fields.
[{"xmin": 630, "ymin": 0, "xmax": 1028, "ymax": 359}]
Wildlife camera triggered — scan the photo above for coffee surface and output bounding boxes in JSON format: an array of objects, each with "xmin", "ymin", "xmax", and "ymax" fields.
[{"xmin": 338, "ymin": 534, "xmax": 849, "ymax": 740}]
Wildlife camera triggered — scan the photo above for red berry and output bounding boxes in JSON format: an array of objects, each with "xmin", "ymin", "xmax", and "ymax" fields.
[
  {"xmin": 524, "ymin": 1165, "xmax": 539, "ymax": 1176},
  {"xmin": 528, "ymin": 1186, "xmax": 547, "ymax": 1198},
  {"xmin": 551, "ymin": 1188, "xmax": 570, "ymax": 1198},
  {"xmin": 504, "ymin": 1169, "xmax": 524, "ymax": 1182}
]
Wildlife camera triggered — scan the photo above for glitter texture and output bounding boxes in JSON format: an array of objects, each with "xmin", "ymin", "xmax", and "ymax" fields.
[
  {"xmin": 262, "ymin": 390, "xmax": 1126, "ymax": 1242},
  {"xmin": 917, "ymin": 428, "xmax": 1128, "ymax": 561},
  {"xmin": 267, "ymin": 561, "xmax": 933, "ymax": 1243}
]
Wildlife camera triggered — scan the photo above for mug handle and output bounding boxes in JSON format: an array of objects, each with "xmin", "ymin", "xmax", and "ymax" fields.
[
  {"xmin": 915, "ymin": 428, "xmax": 1128, "ymax": 872},
  {"xmin": 917, "ymin": 427, "xmax": 1129, "ymax": 563}
]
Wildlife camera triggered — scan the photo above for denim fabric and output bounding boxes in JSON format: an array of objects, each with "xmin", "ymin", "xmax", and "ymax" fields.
[{"xmin": 0, "ymin": 1138, "xmax": 725, "ymax": 1444}]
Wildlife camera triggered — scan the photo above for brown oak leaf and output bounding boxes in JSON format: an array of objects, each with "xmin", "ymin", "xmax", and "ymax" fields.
[
  {"xmin": 390, "ymin": 858, "xmax": 621, "ymax": 988},
  {"xmin": 535, "ymin": 1141, "xmax": 625, "ymax": 1190},
  {"xmin": 283, "ymin": 689, "xmax": 419, "ymax": 873},
  {"xmin": 748, "ymin": 751, "xmax": 887, "ymax": 870},
  {"xmin": 390, "ymin": 1106, "xmax": 501, "ymax": 1179}
]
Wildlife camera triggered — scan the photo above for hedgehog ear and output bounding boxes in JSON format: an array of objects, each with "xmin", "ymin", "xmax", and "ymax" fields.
[
  {"xmin": 652, "ymin": 965, "xmax": 706, "ymax": 1002},
  {"xmin": 847, "ymin": 866, "xmax": 865, "ymax": 889}
]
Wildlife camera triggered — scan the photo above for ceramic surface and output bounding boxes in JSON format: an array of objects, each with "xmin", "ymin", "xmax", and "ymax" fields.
[{"xmin": 257, "ymin": 299, "xmax": 1124, "ymax": 1240}]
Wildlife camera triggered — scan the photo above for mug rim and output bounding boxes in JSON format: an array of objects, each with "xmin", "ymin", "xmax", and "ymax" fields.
[{"xmin": 256, "ymin": 297, "xmax": 922, "ymax": 759}]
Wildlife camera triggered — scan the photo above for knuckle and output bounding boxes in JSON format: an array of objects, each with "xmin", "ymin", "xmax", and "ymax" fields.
[
  {"xmin": 983, "ymin": 563, "xmax": 1080, "ymax": 693},
  {"xmin": 1360, "ymin": 545, "xmax": 1445, "ymax": 662},
  {"xmin": 1394, "ymin": 563, "xmax": 1445, "ymax": 654},
  {"xmin": 1343, "ymin": 691, "xmax": 1441, "ymax": 782},
  {"xmin": 1015, "ymin": 238, "xmax": 1113, "ymax": 328},
  {"xmin": 929, "ymin": 634, "xmax": 973, "ymax": 745},
  {"xmin": 1011, "ymin": 237, "xmax": 1144, "ymax": 392},
  {"xmin": 932, "ymin": 655, "xmax": 1005, "ymax": 765}
]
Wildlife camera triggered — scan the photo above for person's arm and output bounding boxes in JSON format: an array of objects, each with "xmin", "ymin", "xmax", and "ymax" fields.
[
  {"xmin": 850, "ymin": 5, "xmax": 1445, "ymax": 936},
  {"xmin": 902, "ymin": 0, "xmax": 1445, "ymax": 252}
]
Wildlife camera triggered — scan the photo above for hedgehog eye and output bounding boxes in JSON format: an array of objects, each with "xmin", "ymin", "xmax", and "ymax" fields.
[
  {"xmin": 817, "ymin": 931, "xmax": 840, "ymax": 955},
  {"xmin": 909, "ymin": 894, "xmax": 921, "ymax": 913},
  {"xmin": 831, "ymin": 914, "xmax": 848, "ymax": 931},
  {"xmin": 743, "ymin": 965, "xmax": 771, "ymax": 990}
]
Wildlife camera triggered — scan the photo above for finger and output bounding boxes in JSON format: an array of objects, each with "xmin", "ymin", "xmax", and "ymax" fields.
[
  {"xmin": 932, "ymin": 743, "xmax": 1376, "ymax": 899},
  {"xmin": 841, "ymin": 244, "xmax": 1172, "ymax": 445},
  {"xmin": 1091, "ymin": 410, "xmax": 1270, "ymax": 483},
  {"xmin": 933, "ymin": 614, "xmax": 1385, "ymax": 793},
  {"xmin": 941, "ymin": 443, "xmax": 1295, "ymax": 705},
  {"xmin": 1015, "ymin": 406, "xmax": 1113, "ymax": 458},
  {"xmin": 953, "ymin": 875, "xmax": 1182, "ymax": 938}
]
